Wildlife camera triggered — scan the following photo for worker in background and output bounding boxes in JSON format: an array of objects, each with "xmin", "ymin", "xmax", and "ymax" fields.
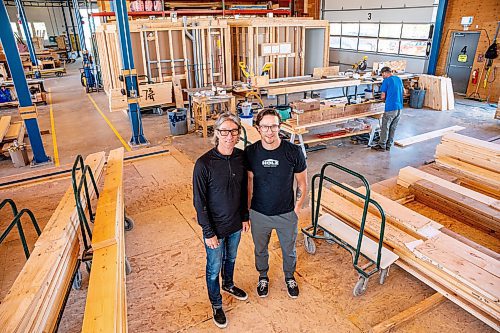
[
  {"xmin": 372, "ymin": 66, "xmax": 404, "ymax": 151},
  {"xmin": 246, "ymin": 108, "xmax": 307, "ymax": 299},
  {"xmin": 193, "ymin": 113, "xmax": 250, "ymax": 329}
]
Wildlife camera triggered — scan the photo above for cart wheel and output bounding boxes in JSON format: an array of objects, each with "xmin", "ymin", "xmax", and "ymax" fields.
[
  {"xmin": 353, "ymin": 276, "xmax": 368, "ymax": 297},
  {"xmin": 124, "ymin": 216, "xmax": 135, "ymax": 231},
  {"xmin": 56, "ymin": 72, "xmax": 62, "ymax": 77},
  {"xmin": 379, "ymin": 267, "xmax": 389, "ymax": 285},
  {"xmin": 125, "ymin": 257, "xmax": 132, "ymax": 275},
  {"xmin": 303, "ymin": 235, "xmax": 316, "ymax": 254},
  {"xmin": 72, "ymin": 269, "xmax": 82, "ymax": 290},
  {"xmin": 85, "ymin": 261, "xmax": 92, "ymax": 273}
]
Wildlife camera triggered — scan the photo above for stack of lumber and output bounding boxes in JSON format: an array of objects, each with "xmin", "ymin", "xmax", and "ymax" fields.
[
  {"xmin": 0, "ymin": 152, "xmax": 105, "ymax": 333},
  {"xmin": 318, "ymin": 184, "xmax": 499, "ymax": 330},
  {"xmin": 82, "ymin": 148, "xmax": 127, "ymax": 332},
  {"xmin": 418, "ymin": 75, "xmax": 454, "ymax": 111},
  {"xmin": 0, "ymin": 116, "xmax": 26, "ymax": 154},
  {"xmin": 434, "ymin": 133, "xmax": 500, "ymax": 198},
  {"xmin": 398, "ymin": 166, "xmax": 499, "ymax": 234}
]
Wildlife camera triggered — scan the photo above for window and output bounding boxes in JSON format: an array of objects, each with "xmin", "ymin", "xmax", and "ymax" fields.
[
  {"xmin": 33, "ymin": 22, "xmax": 48, "ymax": 40},
  {"xmin": 330, "ymin": 23, "xmax": 341, "ymax": 35},
  {"xmin": 341, "ymin": 37, "xmax": 358, "ymax": 50},
  {"xmin": 378, "ymin": 39, "xmax": 400, "ymax": 53},
  {"xmin": 329, "ymin": 21, "xmax": 429, "ymax": 58},
  {"xmin": 401, "ymin": 24, "xmax": 430, "ymax": 39},
  {"xmin": 19, "ymin": 23, "xmax": 34, "ymax": 41},
  {"xmin": 379, "ymin": 24, "xmax": 401, "ymax": 38},
  {"xmin": 400, "ymin": 40, "xmax": 427, "ymax": 56},
  {"xmin": 359, "ymin": 24, "xmax": 379, "ymax": 37},
  {"xmin": 341, "ymin": 23, "xmax": 359, "ymax": 36},
  {"xmin": 329, "ymin": 36, "xmax": 340, "ymax": 48},
  {"xmin": 358, "ymin": 38, "xmax": 377, "ymax": 52}
]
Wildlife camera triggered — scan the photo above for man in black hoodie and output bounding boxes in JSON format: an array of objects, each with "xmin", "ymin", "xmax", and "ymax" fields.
[{"xmin": 193, "ymin": 113, "xmax": 250, "ymax": 329}]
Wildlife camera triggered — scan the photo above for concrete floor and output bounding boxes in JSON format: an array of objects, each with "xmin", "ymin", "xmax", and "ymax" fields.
[{"xmin": 0, "ymin": 63, "xmax": 498, "ymax": 184}]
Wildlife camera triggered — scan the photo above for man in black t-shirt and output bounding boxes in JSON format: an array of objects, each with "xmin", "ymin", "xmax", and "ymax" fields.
[
  {"xmin": 193, "ymin": 113, "xmax": 250, "ymax": 329},
  {"xmin": 246, "ymin": 108, "xmax": 307, "ymax": 299}
]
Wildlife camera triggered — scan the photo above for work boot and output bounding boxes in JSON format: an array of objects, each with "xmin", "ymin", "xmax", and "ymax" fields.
[
  {"xmin": 212, "ymin": 307, "xmax": 227, "ymax": 329},
  {"xmin": 222, "ymin": 285, "xmax": 248, "ymax": 301},
  {"xmin": 285, "ymin": 277, "xmax": 299, "ymax": 298},
  {"xmin": 256, "ymin": 277, "xmax": 269, "ymax": 297}
]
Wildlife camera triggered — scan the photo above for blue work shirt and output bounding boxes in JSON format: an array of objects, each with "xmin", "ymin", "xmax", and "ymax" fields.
[{"xmin": 380, "ymin": 75, "xmax": 404, "ymax": 112}]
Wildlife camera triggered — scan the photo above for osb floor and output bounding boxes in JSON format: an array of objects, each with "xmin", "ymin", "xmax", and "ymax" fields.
[{"xmin": 0, "ymin": 148, "xmax": 494, "ymax": 332}]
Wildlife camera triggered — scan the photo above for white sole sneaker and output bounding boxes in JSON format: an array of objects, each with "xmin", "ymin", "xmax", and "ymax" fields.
[
  {"xmin": 222, "ymin": 289, "xmax": 248, "ymax": 301},
  {"xmin": 213, "ymin": 317, "xmax": 228, "ymax": 329}
]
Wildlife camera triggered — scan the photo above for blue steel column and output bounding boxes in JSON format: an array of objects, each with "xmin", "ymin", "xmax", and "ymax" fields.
[
  {"xmin": 427, "ymin": 0, "xmax": 449, "ymax": 74},
  {"xmin": 13, "ymin": 0, "xmax": 40, "ymax": 78},
  {"xmin": 114, "ymin": 0, "xmax": 148, "ymax": 145},
  {"xmin": 0, "ymin": 0, "xmax": 49, "ymax": 164},
  {"xmin": 67, "ymin": 0, "xmax": 81, "ymax": 57},
  {"xmin": 71, "ymin": 0, "xmax": 87, "ymax": 52}
]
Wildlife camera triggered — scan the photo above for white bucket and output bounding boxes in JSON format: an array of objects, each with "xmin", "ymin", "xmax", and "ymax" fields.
[{"xmin": 240, "ymin": 114, "xmax": 253, "ymax": 127}]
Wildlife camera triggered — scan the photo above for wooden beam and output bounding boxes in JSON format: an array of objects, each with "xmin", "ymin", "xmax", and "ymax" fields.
[
  {"xmin": 370, "ymin": 293, "xmax": 446, "ymax": 333},
  {"xmin": 395, "ymin": 126, "xmax": 465, "ymax": 147},
  {"xmin": 0, "ymin": 116, "xmax": 12, "ymax": 142}
]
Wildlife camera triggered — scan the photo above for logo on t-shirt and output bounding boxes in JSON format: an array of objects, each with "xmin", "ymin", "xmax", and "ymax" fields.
[{"xmin": 262, "ymin": 159, "xmax": 279, "ymax": 168}]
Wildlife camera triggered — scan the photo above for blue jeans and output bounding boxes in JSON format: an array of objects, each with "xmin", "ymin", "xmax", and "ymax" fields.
[{"xmin": 204, "ymin": 230, "xmax": 242, "ymax": 309}]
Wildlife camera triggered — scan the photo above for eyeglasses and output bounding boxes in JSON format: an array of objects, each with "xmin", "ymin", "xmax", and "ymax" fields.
[
  {"xmin": 217, "ymin": 128, "xmax": 240, "ymax": 136},
  {"xmin": 259, "ymin": 124, "xmax": 280, "ymax": 132}
]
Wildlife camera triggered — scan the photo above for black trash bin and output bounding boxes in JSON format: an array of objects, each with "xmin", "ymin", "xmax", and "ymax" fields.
[
  {"xmin": 409, "ymin": 88, "xmax": 426, "ymax": 109},
  {"xmin": 167, "ymin": 108, "xmax": 188, "ymax": 135}
]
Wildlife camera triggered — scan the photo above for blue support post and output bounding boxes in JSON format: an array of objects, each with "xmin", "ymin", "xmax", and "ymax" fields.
[
  {"xmin": 61, "ymin": 5, "xmax": 73, "ymax": 52},
  {"xmin": 13, "ymin": 0, "xmax": 40, "ymax": 78},
  {"xmin": 0, "ymin": 0, "xmax": 50, "ymax": 164},
  {"xmin": 114, "ymin": 0, "xmax": 148, "ymax": 145},
  {"xmin": 71, "ymin": 0, "xmax": 87, "ymax": 52},
  {"xmin": 67, "ymin": 0, "xmax": 81, "ymax": 57},
  {"xmin": 427, "ymin": 0, "xmax": 449, "ymax": 75}
]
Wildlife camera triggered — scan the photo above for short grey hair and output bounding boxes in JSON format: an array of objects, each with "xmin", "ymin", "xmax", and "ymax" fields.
[{"xmin": 212, "ymin": 112, "xmax": 241, "ymax": 146}]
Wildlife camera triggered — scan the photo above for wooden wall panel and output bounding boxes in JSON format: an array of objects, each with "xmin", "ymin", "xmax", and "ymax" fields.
[{"xmin": 436, "ymin": 0, "xmax": 499, "ymax": 102}]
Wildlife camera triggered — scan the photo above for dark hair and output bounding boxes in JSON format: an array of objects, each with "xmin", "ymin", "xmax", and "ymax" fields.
[
  {"xmin": 380, "ymin": 66, "xmax": 392, "ymax": 74},
  {"xmin": 255, "ymin": 108, "xmax": 281, "ymax": 126}
]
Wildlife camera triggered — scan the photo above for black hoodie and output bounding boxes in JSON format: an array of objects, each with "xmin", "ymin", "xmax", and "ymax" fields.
[{"xmin": 193, "ymin": 147, "xmax": 249, "ymax": 239}]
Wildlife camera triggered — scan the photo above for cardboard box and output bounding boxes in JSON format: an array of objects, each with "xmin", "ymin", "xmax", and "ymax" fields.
[{"xmin": 291, "ymin": 98, "xmax": 320, "ymax": 112}]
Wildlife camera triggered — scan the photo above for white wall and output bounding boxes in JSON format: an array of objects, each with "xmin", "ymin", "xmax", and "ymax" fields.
[{"xmin": 322, "ymin": 0, "xmax": 439, "ymax": 73}]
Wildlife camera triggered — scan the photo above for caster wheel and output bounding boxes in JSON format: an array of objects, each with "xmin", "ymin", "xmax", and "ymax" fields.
[
  {"xmin": 353, "ymin": 276, "xmax": 368, "ymax": 297},
  {"xmin": 324, "ymin": 231, "xmax": 335, "ymax": 245},
  {"xmin": 72, "ymin": 269, "xmax": 82, "ymax": 290},
  {"xmin": 304, "ymin": 235, "xmax": 316, "ymax": 254},
  {"xmin": 124, "ymin": 216, "xmax": 135, "ymax": 231},
  {"xmin": 125, "ymin": 257, "xmax": 132, "ymax": 275},
  {"xmin": 379, "ymin": 267, "xmax": 389, "ymax": 285}
]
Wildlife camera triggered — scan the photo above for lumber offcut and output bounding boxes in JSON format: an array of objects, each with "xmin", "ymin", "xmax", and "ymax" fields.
[
  {"xmin": 0, "ymin": 152, "xmax": 106, "ymax": 333},
  {"xmin": 394, "ymin": 126, "xmax": 465, "ymax": 147}
]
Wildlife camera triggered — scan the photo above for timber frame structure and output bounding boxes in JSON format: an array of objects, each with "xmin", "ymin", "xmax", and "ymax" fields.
[{"xmin": 95, "ymin": 17, "xmax": 330, "ymax": 108}]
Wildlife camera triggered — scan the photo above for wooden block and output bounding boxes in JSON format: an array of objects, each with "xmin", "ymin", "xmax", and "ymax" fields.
[
  {"xmin": 0, "ymin": 115, "xmax": 12, "ymax": 142},
  {"xmin": 173, "ymin": 78, "xmax": 184, "ymax": 109}
]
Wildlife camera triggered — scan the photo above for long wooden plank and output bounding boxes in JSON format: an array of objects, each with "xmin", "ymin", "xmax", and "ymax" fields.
[
  {"xmin": 82, "ymin": 147, "xmax": 126, "ymax": 333},
  {"xmin": 395, "ymin": 126, "xmax": 465, "ymax": 147},
  {"xmin": 370, "ymin": 293, "xmax": 446, "ymax": 333},
  {"xmin": 397, "ymin": 166, "xmax": 499, "ymax": 208},
  {"xmin": 3, "ymin": 122, "xmax": 22, "ymax": 141},
  {"xmin": 0, "ymin": 116, "xmax": 12, "ymax": 142},
  {"xmin": 442, "ymin": 133, "xmax": 500, "ymax": 154},
  {"xmin": 435, "ymin": 144, "xmax": 499, "ymax": 172},
  {"xmin": 411, "ymin": 180, "xmax": 500, "ymax": 233}
]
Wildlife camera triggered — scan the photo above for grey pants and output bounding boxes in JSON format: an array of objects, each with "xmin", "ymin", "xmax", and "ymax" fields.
[
  {"xmin": 250, "ymin": 209, "xmax": 298, "ymax": 279},
  {"xmin": 379, "ymin": 110, "xmax": 401, "ymax": 148}
]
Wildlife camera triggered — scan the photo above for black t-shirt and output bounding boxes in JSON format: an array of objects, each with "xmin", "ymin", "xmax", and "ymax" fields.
[{"xmin": 246, "ymin": 140, "xmax": 307, "ymax": 216}]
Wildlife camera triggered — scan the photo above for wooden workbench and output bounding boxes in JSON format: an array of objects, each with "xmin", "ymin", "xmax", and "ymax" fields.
[{"xmin": 281, "ymin": 109, "xmax": 384, "ymax": 157}]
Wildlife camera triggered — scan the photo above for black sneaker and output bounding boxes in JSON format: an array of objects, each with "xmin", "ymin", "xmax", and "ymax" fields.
[
  {"xmin": 256, "ymin": 277, "xmax": 269, "ymax": 298},
  {"xmin": 386, "ymin": 146, "xmax": 391, "ymax": 151},
  {"xmin": 371, "ymin": 144, "xmax": 386, "ymax": 151},
  {"xmin": 285, "ymin": 278, "xmax": 299, "ymax": 298},
  {"xmin": 212, "ymin": 307, "xmax": 227, "ymax": 329},
  {"xmin": 222, "ymin": 285, "xmax": 248, "ymax": 301}
]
